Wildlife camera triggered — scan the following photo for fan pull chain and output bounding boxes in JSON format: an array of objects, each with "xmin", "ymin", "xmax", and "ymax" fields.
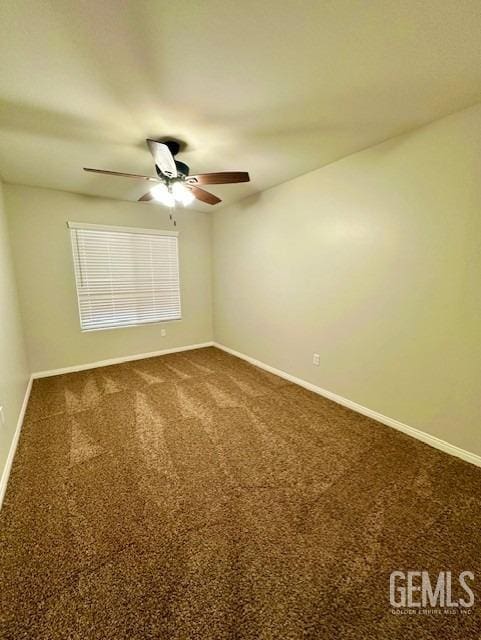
[{"xmin": 169, "ymin": 206, "xmax": 177, "ymax": 227}]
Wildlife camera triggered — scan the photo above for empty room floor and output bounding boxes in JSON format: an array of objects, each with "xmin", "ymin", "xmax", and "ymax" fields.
[{"xmin": 1, "ymin": 346, "xmax": 480, "ymax": 639}]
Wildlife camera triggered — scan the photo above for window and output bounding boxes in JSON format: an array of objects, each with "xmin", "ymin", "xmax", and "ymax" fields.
[{"xmin": 68, "ymin": 222, "xmax": 181, "ymax": 331}]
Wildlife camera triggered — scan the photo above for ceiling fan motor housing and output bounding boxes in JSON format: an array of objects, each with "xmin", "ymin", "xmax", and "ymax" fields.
[
  {"xmin": 151, "ymin": 139, "xmax": 189, "ymax": 179},
  {"xmin": 174, "ymin": 160, "xmax": 189, "ymax": 177},
  {"xmin": 155, "ymin": 160, "xmax": 189, "ymax": 179}
]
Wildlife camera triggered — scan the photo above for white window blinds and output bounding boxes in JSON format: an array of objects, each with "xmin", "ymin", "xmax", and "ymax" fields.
[{"xmin": 68, "ymin": 222, "xmax": 181, "ymax": 331}]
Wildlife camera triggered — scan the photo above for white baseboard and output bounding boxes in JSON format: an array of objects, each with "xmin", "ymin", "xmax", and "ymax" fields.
[
  {"xmin": 0, "ymin": 375, "xmax": 33, "ymax": 509},
  {"xmin": 32, "ymin": 342, "xmax": 215, "ymax": 379},
  {"xmin": 213, "ymin": 342, "xmax": 481, "ymax": 469}
]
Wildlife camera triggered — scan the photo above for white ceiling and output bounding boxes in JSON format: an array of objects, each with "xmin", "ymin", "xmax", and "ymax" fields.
[{"xmin": 1, "ymin": 1, "xmax": 481, "ymax": 211}]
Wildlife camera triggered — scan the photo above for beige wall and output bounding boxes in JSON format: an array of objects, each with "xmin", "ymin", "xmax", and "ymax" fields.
[
  {"xmin": 0, "ymin": 180, "xmax": 29, "ymax": 481},
  {"xmin": 6, "ymin": 185, "xmax": 213, "ymax": 372},
  {"xmin": 212, "ymin": 103, "xmax": 481, "ymax": 457}
]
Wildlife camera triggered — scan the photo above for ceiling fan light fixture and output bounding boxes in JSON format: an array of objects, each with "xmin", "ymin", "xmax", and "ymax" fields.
[
  {"xmin": 151, "ymin": 183, "xmax": 175, "ymax": 207},
  {"xmin": 172, "ymin": 181, "xmax": 195, "ymax": 206}
]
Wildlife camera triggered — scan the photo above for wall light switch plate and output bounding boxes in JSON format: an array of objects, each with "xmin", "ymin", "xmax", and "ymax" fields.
[
  {"xmin": 312, "ymin": 353, "xmax": 320, "ymax": 366},
  {"xmin": 161, "ymin": 328, "xmax": 167, "ymax": 337},
  {"xmin": 0, "ymin": 406, "xmax": 5, "ymax": 426}
]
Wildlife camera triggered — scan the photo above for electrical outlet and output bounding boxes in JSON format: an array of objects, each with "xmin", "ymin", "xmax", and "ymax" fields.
[
  {"xmin": 312, "ymin": 353, "xmax": 320, "ymax": 366},
  {"xmin": 161, "ymin": 328, "xmax": 167, "ymax": 337},
  {"xmin": 0, "ymin": 406, "xmax": 5, "ymax": 427}
]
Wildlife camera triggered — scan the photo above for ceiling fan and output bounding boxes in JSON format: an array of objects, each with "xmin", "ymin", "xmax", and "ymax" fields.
[{"xmin": 84, "ymin": 139, "xmax": 250, "ymax": 207}]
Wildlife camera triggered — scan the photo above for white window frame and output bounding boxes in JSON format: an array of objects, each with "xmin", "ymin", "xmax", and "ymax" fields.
[{"xmin": 68, "ymin": 221, "xmax": 182, "ymax": 332}]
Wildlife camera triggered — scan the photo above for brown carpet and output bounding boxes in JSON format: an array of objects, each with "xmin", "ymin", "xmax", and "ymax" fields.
[{"xmin": 1, "ymin": 346, "xmax": 480, "ymax": 639}]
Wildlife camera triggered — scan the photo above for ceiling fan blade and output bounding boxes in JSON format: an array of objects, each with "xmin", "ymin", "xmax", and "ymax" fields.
[
  {"xmin": 186, "ymin": 171, "xmax": 250, "ymax": 185},
  {"xmin": 188, "ymin": 185, "xmax": 222, "ymax": 205},
  {"xmin": 138, "ymin": 191, "xmax": 154, "ymax": 202},
  {"xmin": 83, "ymin": 167, "xmax": 158, "ymax": 182},
  {"xmin": 146, "ymin": 139, "xmax": 177, "ymax": 178}
]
